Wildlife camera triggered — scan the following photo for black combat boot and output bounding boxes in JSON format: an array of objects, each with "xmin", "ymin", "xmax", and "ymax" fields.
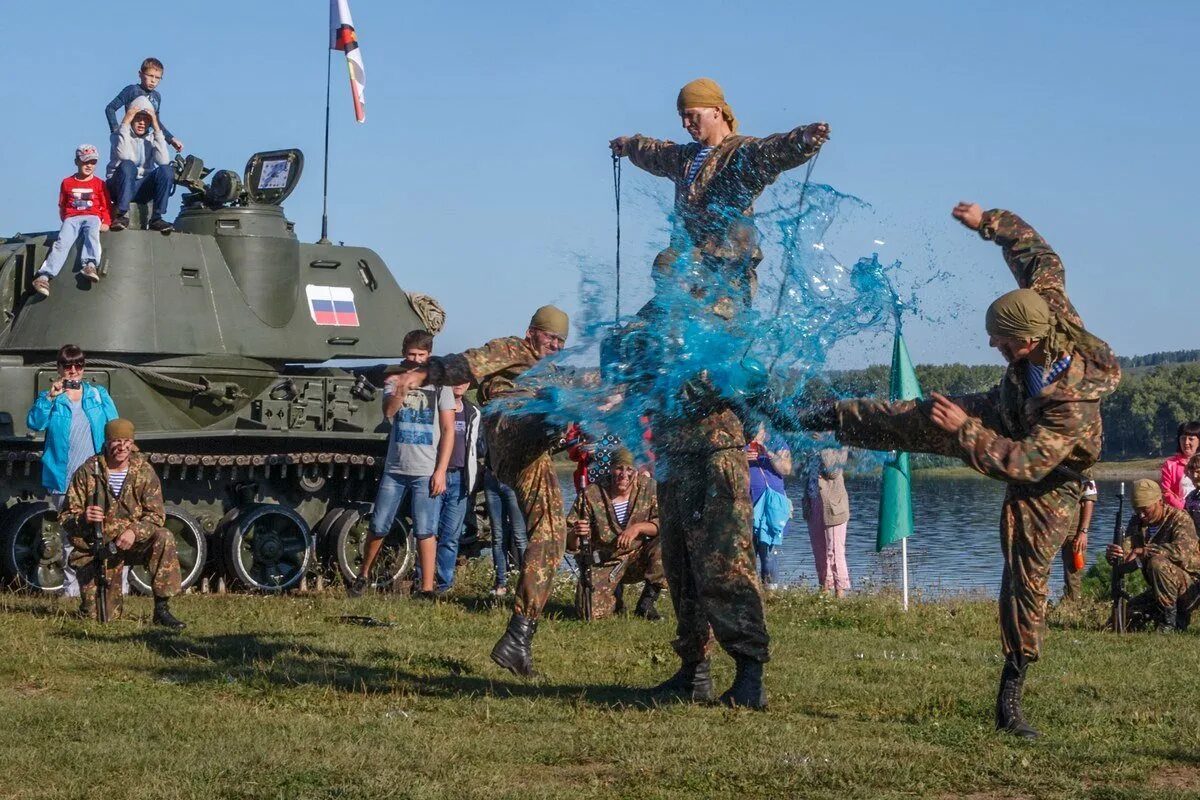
[
  {"xmin": 152, "ymin": 597, "xmax": 186, "ymax": 631},
  {"xmin": 718, "ymin": 656, "xmax": 767, "ymax": 710},
  {"xmin": 490, "ymin": 613, "xmax": 537, "ymax": 677},
  {"xmin": 995, "ymin": 658, "xmax": 1038, "ymax": 738},
  {"xmin": 1178, "ymin": 604, "xmax": 1192, "ymax": 632},
  {"xmin": 613, "ymin": 587, "xmax": 626, "ymax": 616},
  {"xmin": 650, "ymin": 659, "xmax": 714, "ymax": 703},
  {"xmin": 633, "ymin": 584, "xmax": 663, "ymax": 621},
  {"xmin": 1160, "ymin": 604, "xmax": 1179, "ymax": 632}
]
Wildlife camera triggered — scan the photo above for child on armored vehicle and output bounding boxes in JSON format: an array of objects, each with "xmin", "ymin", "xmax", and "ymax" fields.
[
  {"xmin": 104, "ymin": 57, "xmax": 184, "ymax": 153},
  {"xmin": 105, "ymin": 97, "xmax": 174, "ymax": 233},
  {"xmin": 30, "ymin": 145, "xmax": 112, "ymax": 297}
]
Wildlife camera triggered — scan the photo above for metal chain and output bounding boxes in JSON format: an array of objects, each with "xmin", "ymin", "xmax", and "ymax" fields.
[{"xmin": 612, "ymin": 153, "xmax": 622, "ymax": 322}]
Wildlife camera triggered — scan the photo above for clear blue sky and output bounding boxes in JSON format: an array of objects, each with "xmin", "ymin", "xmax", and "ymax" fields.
[{"xmin": 3, "ymin": 1, "xmax": 1196, "ymax": 366}]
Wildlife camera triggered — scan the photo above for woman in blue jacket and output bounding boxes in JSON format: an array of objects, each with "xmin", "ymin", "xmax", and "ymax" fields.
[{"xmin": 25, "ymin": 345, "xmax": 118, "ymax": 595}]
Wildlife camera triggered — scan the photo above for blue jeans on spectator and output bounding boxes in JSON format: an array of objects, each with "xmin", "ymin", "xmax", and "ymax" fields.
[
  {"xmin": 433, "ymin": 469, "xmax": 471, "ymax": 592},
  {"xmin": 484, "ymin": 470, "xmax": 527, "ymax": 587},
  {"xmin": 38, "ymin": 215, "xmax": 102, "ymax": 278},
  {"xmin": 371, "ymin": 472, "xmax": 440, "ymax": 539},
  {"xmin": 106, "ymin": 162, "xmax": 175, "ymax": 221},
  {"xmin": 755, "ymin": 541, "xmax": 779, "ymax": 587}
]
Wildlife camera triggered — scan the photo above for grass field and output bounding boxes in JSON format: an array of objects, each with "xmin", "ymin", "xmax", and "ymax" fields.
[{"xmin": 3, "ymin": 560, "xmax": 1199, "ymax": 800}]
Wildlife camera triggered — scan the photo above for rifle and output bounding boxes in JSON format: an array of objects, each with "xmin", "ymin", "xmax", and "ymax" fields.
[
  {"xmin": 576, "ymin": 514, "xmax": 595, "ymax": 622},
  {"xmin": 1110, "ymin": 481, "xmax": 1127, "ymax": 633},
  {"xmin": 90, "ymin": 460, "xmax": 113, "ymax": 624}
]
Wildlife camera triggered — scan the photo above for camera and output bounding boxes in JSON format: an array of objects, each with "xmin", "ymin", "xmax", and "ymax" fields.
[{"xmin": 62, "ymin": 379, "xmax": 82, "ymax": 390}]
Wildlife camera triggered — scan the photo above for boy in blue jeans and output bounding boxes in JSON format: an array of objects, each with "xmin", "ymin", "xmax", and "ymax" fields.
[
  {"xmin": 32, "ymin": 145, "xmax": 112, "ymax": 297},
  {"xmin": 105, "ymin": 57, "xmax": 184, "ymax": 152},
  {"xmin": 349, "ymin": 330, "xmax": 454, "ymax": 598}
]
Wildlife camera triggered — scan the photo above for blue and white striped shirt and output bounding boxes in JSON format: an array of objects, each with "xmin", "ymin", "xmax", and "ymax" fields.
[
  {"xmin": 1025, "ymin": 355, "xmax": 1072, "ymax": 397},
  {"xmin": 685, "ymin": 145, "xmax": 714, "ymax": 185},
  {"xmin": 107, "ymin": 469, "xmax": 128, "ymax": 498}
]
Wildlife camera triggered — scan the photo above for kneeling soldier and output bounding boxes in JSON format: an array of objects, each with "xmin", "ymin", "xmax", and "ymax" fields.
[
  {"xmin": 568, "ymin": 447, "xmax": 665, "ymax": 621},
  {"xmin": 1107, "ymin": 479, "xmax": 1200, "ymax": 631},
  {"xmin": 64, "ymin": 419, "xmax": 185, "ymax": 629}
]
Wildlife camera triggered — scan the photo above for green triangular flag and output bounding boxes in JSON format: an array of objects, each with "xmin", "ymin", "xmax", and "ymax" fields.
[{"xmin": 877, "ymin": 330, "xmax": 923, "ymax": 552}]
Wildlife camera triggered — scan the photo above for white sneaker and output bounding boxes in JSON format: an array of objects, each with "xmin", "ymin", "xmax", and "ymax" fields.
[{"xmin": 32, "ymin": 276, "xmax": 50, "ymax": 296}]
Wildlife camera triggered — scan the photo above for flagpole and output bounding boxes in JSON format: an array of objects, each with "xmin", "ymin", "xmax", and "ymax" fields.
[
  {"xmin": 901, "ymin": 537, "xmax": 909, "ymax": 611},
  {"xmin": 319, "ymin": 47, "xmax": 333, "ymax": 244}
]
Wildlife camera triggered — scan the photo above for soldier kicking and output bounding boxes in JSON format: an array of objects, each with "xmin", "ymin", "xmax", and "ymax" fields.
[{"xmin": 787, "ymin": 203, "xmax": 1121, "ymax": 737}]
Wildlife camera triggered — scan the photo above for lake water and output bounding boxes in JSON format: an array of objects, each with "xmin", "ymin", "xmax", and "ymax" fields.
[{"xmin": 560, "ymin": 476, "xmax": 1134, "ymax": 600}]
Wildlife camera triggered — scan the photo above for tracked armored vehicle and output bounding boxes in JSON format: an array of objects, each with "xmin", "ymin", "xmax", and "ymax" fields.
[{"xmin": 0, "ymin": 150, "xmax": 437, "ymax": 594}]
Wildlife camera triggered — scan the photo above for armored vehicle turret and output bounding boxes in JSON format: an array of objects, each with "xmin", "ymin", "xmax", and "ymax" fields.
[{"xmin": 0, "ymin": 150, "xmax": 434, "ymax": 594}]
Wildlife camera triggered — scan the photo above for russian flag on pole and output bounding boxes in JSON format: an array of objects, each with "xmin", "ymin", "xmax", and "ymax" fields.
[
  {"xmin": 330, "ymin": 0, "xmax": 366, "ymax": 123},
  {"xmin": 306, "ymin": 285, "xmax": 360, "ymax": 327}
]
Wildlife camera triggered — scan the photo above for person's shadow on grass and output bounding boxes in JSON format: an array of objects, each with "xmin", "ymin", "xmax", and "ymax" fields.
[{"xmin": 55, "ymin": 627, "xmax": 659, "ymax": 710}]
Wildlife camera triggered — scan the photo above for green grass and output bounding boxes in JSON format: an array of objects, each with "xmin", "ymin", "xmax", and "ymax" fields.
[{"xmin": 3, "ymin": 559, "xmax": 1200, "ymax": 799}]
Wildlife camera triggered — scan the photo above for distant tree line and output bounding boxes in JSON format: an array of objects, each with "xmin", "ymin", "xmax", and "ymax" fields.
[{"xmin": 820, "ymin": 351, "xmax": 1200, "ymax": 462}]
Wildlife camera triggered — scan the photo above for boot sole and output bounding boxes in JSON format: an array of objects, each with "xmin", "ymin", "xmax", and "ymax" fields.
[{"xmin": 490, "ymin": 650, "xmax": 535, "ymax": 678}]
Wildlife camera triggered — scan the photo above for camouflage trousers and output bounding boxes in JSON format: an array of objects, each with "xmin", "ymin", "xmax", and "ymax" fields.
[
  {"xmin": 485, "ymin": 414, "xmax": 567, "ymax": 621},
  {"xmin": 574, "ymin": 537, "xmax": 667, "ymax": 621},
  {"xmin": 836, "ymin": 397, "xmax": 1083, "ymax": 661},
  {"xmin": 659, "ymin": 448, "xmax": 769, "ymax": 664},
  {"xmin": 69, "ymin": 527, "xmax": 182, "ymax": 620},
  {"xmin": 1130, "ymin": 556, "xmax": 1200, "ymax": 612},
  {"xmin": 1060, "ymin": 538, "xmax": 1085, "ymax": 601}
]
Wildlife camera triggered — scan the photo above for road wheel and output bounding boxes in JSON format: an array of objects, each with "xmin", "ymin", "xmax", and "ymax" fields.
[
  {"xmin": 224, "ymin": 504, "xmax": 312, "ymax": 592},
  {"xmin": 1, "ymin": 502, "xmax": 65, "ymax": 593},
  {"xmin": 332, "ymin": 507, "xmax": 414, "ymax": 590}
]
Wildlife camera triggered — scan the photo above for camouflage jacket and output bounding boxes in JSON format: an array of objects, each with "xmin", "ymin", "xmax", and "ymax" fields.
[
  {"xmin": 1122, "ymin": 505, "xmax": 1200, "ymax": 578},
  {"xmin": 567, "ymin": 473, "xmax": 659, "ymax": 560},
  {"xmin": 951, "ymin": 210, "xmax": 1122, "ymax": 484},
  {"xmin": 63, "ymin": 451, "xmax": 166, "ymax": 546},
  {"xmin": 428, "ymin": 336, "xmax": 540, "ymax": 405},
  {"xmin": 626, "ymin": 127, "xmax": 820, "ymax": 263}
]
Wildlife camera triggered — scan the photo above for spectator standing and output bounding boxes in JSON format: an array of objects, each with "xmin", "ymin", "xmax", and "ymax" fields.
[
  {"xmin": 31, "ymin": 145, "xmax": 112, "ymax": 297},
  {"xmin": 105, "ymin": 97, "xmax": 174, "ymax": 233},
  {"xmin": 745, "ymin": 424, "xmax": 792, "ymax": 589},
  {"xmin": 104, "ymin": 57, "xmax": 183, "ymax": 152},
  {"xmin": 432, "ymin": 383, "xmax": 481, "ymax": 594},
  {"xmin": 25, "ymin": 345, "xmax": 118, "ymax": 597},
  {"xmin": 803, "ymin": 447, "xmax": 851, "ymax": 597},
  {"xmin": 1161, "ymin": 421, "xmax": 1200, "ymax": 510},
  {"xmin": 483, "ymin": 449, "xmax": 528, "ymax": 597},
  {"xmin": 1183, "ymin": 455, "xmax": 1200, "ymax": 530},
  {"xmin": 348, "ymin": 331, "xmax": 453, "ymax": 599}
]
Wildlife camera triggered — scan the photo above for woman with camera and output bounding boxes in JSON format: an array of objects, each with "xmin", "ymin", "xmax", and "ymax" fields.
[{"xmin": 25, "ymin": 344, "xmax": 119, "ymax": 597}]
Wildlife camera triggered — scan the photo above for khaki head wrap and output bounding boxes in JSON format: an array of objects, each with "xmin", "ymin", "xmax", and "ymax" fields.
[
  {"xmin": 610, "ymin": 447, "xmax": 635, "ymax": 469},
  {"xmin": 530, "ymin": 305, "xmax": 569, "ymax": 340},
  {"xmin": 985, "ymin": 289, "xmax": 1052, "ymax": 341},
  {"xmin": 104, "ymin": 418, "xmax": 135, "ymax": 441},
  {"xmin": 1131, "ymin": 479, "xmax": 1163, "ymax": 509},
  {"xmin": 676, "ymin": 78, "xmax": 738, "ymax": 134}
]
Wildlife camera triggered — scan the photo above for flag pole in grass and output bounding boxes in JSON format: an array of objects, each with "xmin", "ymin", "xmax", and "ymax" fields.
[{"xmin": 877, "ymin": 311, "xmax": 923, "ymax": 611}]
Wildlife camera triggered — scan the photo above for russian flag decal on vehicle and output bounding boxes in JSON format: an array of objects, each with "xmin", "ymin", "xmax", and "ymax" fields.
[{"xmin": 306, "ymin": 285, "xmax": 360, "ymax": 327}]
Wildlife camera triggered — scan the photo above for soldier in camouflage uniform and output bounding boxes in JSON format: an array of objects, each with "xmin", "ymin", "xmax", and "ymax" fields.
[
  {"xmin": 1107, "ymin": 479, "xmax": 1200, "ymax": 630},
  {"xmin": 388, "ymin": 306, "xmax": 569, "ymax": 677},
  {"xmin": 567, "ymin": 447, "xmax": 665, "ymax": 621},
  {"xmin": 790, "ymin": 203, "xmax": 1121, "ymax": 737},
  {"xmin": 62, "ymin": 418, "xmax": 185, "ymax": 629},
  {"xmin": 611, "ymin": 77, "xmax": 829, "ymax": 312},
  {"xmin": 607, "ymin": 78, "xmax": 829, "ymax": 711},
  {"xmin": 1060, "ymin": 479, "xmax": 1097, "ymax": 601}
]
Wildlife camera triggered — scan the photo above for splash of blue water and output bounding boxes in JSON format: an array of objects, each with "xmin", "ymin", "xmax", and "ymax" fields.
[{"xmin": 493, "ymin": 179, "xmax": 919, "ymax": 470}]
